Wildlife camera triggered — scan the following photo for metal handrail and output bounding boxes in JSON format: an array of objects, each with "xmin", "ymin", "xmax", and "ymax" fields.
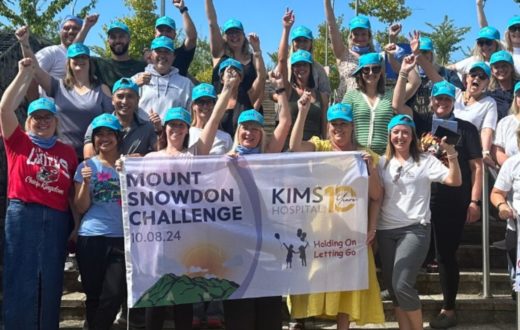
[{"xmin": 481, "ymin": 164, "xmax": 493, "ymax": 298}]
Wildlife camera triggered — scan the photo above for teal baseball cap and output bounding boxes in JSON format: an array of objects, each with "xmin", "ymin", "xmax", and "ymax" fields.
[
  {"xmin": 67, "ymin": 43, "xmax": 90, "ymax": 58},
  {"xmin": 108, "ymin": 21, "xmax": 130, "ymax": 36},
  {"xmin": 419, "ymin": 37, "xmax": 433, "ymax": 51},
  {"xmin": 290, "ymin": 26, "xmax": 313, "ymax": 41},
  {"xmin": 290, "ymin": 50, "xmax": 313, "ymax": 65},
  {"xmin": 469, "ymin": 61, "xmax": 491, "ymax": 78},
  {"xmin": 508, "ymin": 16, "xmax": 520, "ymax": 29},
  {"xmin": 514, "ymin": 81, "xmax": 520, "ymax": 95},
  {"xmin": 238, "ymin": 109, "xmax": 264, "ymax": 126},
  {"xmin": 151, "ymin": 36, "xmax": 174, "ymax": 52},
  {"xmin": 112, "ymin": 78, "xmax": 139, "ymax": 95},
  {"xmin": 192, "ymin": 83, "xmax": 217, "ymax": 102},
  {"xmin": 218, "ymin": 58, "xmax": 244, "ymax": 75},
  {"xmin": 223, "ymin": 18, "xmax": 244, "ymax": 33},
  {"xmin": 61, "ymin": 15, "xmax": 83, "ymax": 29},
  {"xmin": 388, "ymin": 114, "xmax": 415, "ymax": 132},
  {"xmin": 163, "ymin": 107, "xmax": 191, "ymax": 126},
  {"xmin": 477, "ymin": 26, "xmax": 500, "ymax": 41},
  {"xmin": 490, "ymin": 50, "xmax": 514, "ymax": 66},
  {"xmin": 91, "ymin": 113, "xmax": 122, "ymax": 132},
  {"xmin": 352, "ymin": 52, "xmax": 382, "ymax": 75},
  {"xmin": 155, "ymin": 16, "xmax": 176, "ymax": 30},
  {"xmin": 28, "ymin": 98, "xmax": 57, "ymax": 116},
  {"xmin": 327, "ymin": 103, "xmax": 353, "ymax": 123},
  {"xmin": 349, "ymin": 15, "xmax": 371, "ymax": 30},
  {"xmin": 431, "ymin": 80, "xmax": 456, "ymax": 99}
]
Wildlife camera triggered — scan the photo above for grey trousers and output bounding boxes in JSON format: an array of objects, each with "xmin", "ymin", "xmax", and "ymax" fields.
[{"xmin": 377, "ymin": 223, "xmax": 431, "ymax": 311}]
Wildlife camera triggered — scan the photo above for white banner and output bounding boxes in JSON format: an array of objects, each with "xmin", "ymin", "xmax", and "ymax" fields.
[{"xmin": 120, "ymin": 151, "xmax": 369, "ymax": 307}]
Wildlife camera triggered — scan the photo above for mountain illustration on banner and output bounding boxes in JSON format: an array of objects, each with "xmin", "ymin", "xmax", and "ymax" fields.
[{"xmin": 134, "ymin": 273, "xmax": 240, "ymax": 307}]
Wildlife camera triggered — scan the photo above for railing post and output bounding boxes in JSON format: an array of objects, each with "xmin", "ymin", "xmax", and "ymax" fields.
[{"xmin": 482, "ymin": 165, "xmax": 492, "ymax": 298}]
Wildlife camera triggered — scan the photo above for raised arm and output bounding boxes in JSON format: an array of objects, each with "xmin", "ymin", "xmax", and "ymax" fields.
[
  {"xmin": 205, "ymin": 0, "xmax": 225, "ymax": 59},
  {"xmin": 196, "ymin": 68, "xmax": 240, "ymax": 155},
  {"xmin": 74, "ymin": 163, "xmax": 92, "ymax": 215},
  {"xmin": 277, "ymin": 8, "xmax": 294, "ymax": 93},
  {"xmin": 266, "ymin": 71, "xmax": 292, "ymax": 153},
  {"xmin": 410, "ymin": 31, "xmax": 443, "ymax": 83},
  {"xmin": 392, "ymin": 55, "xmax": 415, "ymax": 116},
  {"xmin": 15, "ymin": 26, "xmax": 52, "ymax": 94},
  {"xmin": 174, "ymin": 0, "xmax": 197, "ymax": 50},
  {"xmin": 324, "ymin": 0, "xmax": 347, "ymax": 60},
  {"xmin": 0, "ymin": 58, "xmax": 34, "ymax": 139},
  {"xmin": 74, "ymin": 14, "xmax": 98, "ymax": 44},
  {"xmin": 289, "ymin": 91, "xmax": 315, "ymax": 152},
  {"xmin": 247, "ymin": 33, "xmax": 267, "ymax": 105},
  {"xmin": 476, "ymin": 0, "xmax": 488, "ymax": 28}
]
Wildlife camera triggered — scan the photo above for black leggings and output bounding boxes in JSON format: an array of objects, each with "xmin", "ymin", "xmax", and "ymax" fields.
[
  {"xmin": 431, "ymin": 207, "xmax": 467, "ymax": 311},
  {"xmin": 223, "ymin": 296, "xmax": 282, "ymax": 330},
  {"xmin": 145, "ymin": 304, "xmax": 193, "ymax": 330}
]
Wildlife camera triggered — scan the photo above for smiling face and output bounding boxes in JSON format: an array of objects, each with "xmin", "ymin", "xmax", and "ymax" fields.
[
  {"xmin": 292, "ymin": 62, "xmax": 311, "ymax": 81},
  {"xmin": 224, "ymin": 28, "xmax": 245, "ymax": 49},
  {"xmin": 292, "ymin": 37, "xmax": 312, "ymax": 52},
  {"xmin": 477, "ymin": 39, "xmax": 498, "ymax": 59},
  {"xmin": 350, "ymin": 28, "xmax": 370, "ymax": 47},
  {"xmin": 152, "ymin": 48, "xmax": 175, "ymax": 74},
  {"xmin": 431, "ymin": 95, "xmax": 455, "ymax": 118},
  {"xmin": 165, "ymin": 120, "xmax": 189, "ymax": 149},
  {"xmin": 390, "ymin": 125, "xmax": 413, "ymax": 153},
  {"xmin": 113, "ymin": 89, "xmax": 138, "ymax": 118},
  {"xmin": 466, "ymin": 68, "xmax": 490, "ymax": 94},
  {"xmin": 155, "ymin": 25, "xmax": 176, "ymax": 40},
  {"xmin": 28, "ymin": 110, "xmax": 57, "ymax": 138},
  {"xmin": 60, "ymin": 20, "xmax": 81, "ymax": 47},
  {"xmin": 93, "ymin": 127, "xmax": 118, "ymax": 153},
  {"xmin": 361, "ymin": 65, "xmax": 382, "ymax": 85},
  {"xmin": 108, "ymin": 30, "xmax": 130, "ymax": 56},
  {"xmin": 192, "ymin": 98, "xmax": 216, "ymax": 124},
  {"xmin": 238, "ymin": 122, "xmax": 262, "ymax": 149},
  {"xmin": 69, "ymin": 54, "xmax": 89, "ymax": 73},
  {"xmin": 507, "ymin": 25, "xmax": 520, "ymax": 47},
  {"xmin": 491, "ymin": 61, "xmax": 513, "ymax": 82},
  {"xmin": 328, "ymin": 120, "xmax": 353, "ymax": 150}
]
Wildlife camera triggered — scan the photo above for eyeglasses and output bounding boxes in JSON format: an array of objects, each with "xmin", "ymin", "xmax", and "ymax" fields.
[
  {"xmin": 477, "ymin": 39, "xmax": 494, "ymax": 47},
  {"xmin": 469, "ymin": 71, "xmax": 488, "ymax": 80},
  {"xmin": 195, "ymin": 99, "xmax": 215, "ymax": 107},
  {"xmin": 509, "ymin": 25, "xmax": 520, "ymax": 33},
  {"xmin": 361, "ymin": 66, "xmax": 382, "ymax": 75},
  {"xmin": 32, "ymin": 114, "xmax": 54, "ymax": 122},
  {"xmin": 392, "ymin": 166, "xmax": 403, "ymax": 184}
]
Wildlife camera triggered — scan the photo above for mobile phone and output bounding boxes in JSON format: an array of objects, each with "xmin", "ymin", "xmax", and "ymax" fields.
[{"xmin": 434, "ymin": 126, "xmax": 460, "ymax": 145}]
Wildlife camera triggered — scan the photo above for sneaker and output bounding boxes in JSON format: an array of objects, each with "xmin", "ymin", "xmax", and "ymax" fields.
[
  {"xmin": 429, "ymin": 313, "xmax": 457, "ymax": 329},
  {"xmin": 206, "ymin": 316, "xmax": 223, "ymax": 328},
  {"xmin": 426, "ymin": 261, "xmax": 439, "ymax": 273},
  {"xmin": 492, "ymin": 239, "xmax": 507, "ymax": 250},
  {"xmin": 380, "ymin": 289, "xmax": 392, "ymax": 300}
]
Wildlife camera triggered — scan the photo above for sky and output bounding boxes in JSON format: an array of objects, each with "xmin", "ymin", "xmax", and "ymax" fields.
[{"xmin": 6, "ymin": 0, "xmax": 520, "ymax": 64}]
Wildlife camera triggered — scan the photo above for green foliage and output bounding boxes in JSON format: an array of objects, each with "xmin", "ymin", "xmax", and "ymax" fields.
[
  {"xmin": 373, "ymin": 31, "xmax": 408, "ymax": 48},
  {"xmin": 0, "ymin": 0, "xmax": 97, "ymax": 41},
  {"xmin": 422, "ymin": 15, "xmax": 471, "ymax": 65},
  {"xmin": 349, "ymin": 0, "xmax": 411, "ymax": 24},
  {"xmin": 191, "ymin": 38, "xmax": 213, "ymax": 83}
]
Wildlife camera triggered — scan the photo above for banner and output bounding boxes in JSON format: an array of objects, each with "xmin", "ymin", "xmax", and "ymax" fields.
[{"xmin": 121, "ymin": 151, "xmax": 369, "ymax": 307}]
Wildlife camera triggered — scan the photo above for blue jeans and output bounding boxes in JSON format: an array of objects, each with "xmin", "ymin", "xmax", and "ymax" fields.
[{"xmin": 3, "ymin": 199, "xmax": 71, "ymax": 330}]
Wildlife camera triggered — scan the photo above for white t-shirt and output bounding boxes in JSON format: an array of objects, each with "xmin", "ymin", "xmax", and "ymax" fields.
[
  {"xmin": 513, "ymin": 47, "xmax": 520, "ymax": 76},
  {"xmin": 454, "ymin": 89, "xmax": 497, "ymax": 131},
  {"xmin": 188, "ymin": 127, "xmax": 233, "ymax": 155},
  {"xmin": 36, "ymin": 44, "xmax": 67, "ymax": 79},
  {"xmin": 494, "ymin": 114, "xmax": 520, "ymax": 157},
  {"xmin": 378, "ymin": 154, "xmax": 449, "ymax": 230},
  {"xmin": 494, "ymin": 153, "xmax": 520, "ymax": 231}
]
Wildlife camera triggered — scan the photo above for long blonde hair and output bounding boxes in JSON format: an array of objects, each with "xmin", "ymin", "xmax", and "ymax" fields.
[
  {"xmin": 383, "ymin": 127, "xmax": 422, "ymax": 169},
  {"xmin": 470, "ymin": 40, "xmax": 504, "ymax": 61},
  {"xmin": 231, "ymin": 124, "xmax": 267, "ymax": 154}
]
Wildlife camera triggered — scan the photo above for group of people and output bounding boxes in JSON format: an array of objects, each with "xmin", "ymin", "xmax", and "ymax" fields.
[{"xmin": 1, "ymin": 0, "xmax": 519, "ymax": 329}]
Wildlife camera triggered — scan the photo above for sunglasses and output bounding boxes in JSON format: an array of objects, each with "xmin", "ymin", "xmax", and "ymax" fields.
[
  {"xmin": 361, "ymin": 66, "xmax": 382, "ymax": 75},
  {"xmin": 509, "ymin": 25, "xmax": 520, "ymax": 33},
  {"xmin": 195, "ymin": 99, "xmax": 215, "ymax": 107},
  {"xmin": 392, "ymin": 166, "xmax": 403, "ymax": 184},
  {"xmin": 477, "ymin": 39, "xmax": 494, "ymax": 47},
  {"xmin": 469, "ymin": 71, "xmax": 488, "ymax": 80}
]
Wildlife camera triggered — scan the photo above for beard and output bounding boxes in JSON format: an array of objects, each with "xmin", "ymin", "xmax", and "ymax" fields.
[{"xmin": 110, "ymin": 42, "xmax": 130, "ymax": 56}]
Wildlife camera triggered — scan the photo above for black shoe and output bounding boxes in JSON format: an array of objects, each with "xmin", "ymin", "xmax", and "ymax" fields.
[{"xmin": 430, "ymin": 313, "xmax": 457, "ymax": 329}]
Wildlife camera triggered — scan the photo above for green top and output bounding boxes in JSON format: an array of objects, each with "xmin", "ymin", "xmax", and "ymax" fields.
[
  {"xmin": 342, "ymin": 89, "xmax": 394, "ymax": 155},
  {"xmin": 92, "ymin": 57, "xmax": 147, "ymax": 90}
]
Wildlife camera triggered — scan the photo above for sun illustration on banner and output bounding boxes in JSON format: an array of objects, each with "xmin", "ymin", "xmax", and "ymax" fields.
[{"xmin": 133, "ymin": 244, "xmax": 239, "ymax": 308}]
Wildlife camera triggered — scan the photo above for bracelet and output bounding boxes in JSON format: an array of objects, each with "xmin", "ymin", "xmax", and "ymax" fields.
[
  {"xmin": 482, "ymin": 150, "xmax": 490, "ymax": 156},
  {"xmin": 446, "ymin": 152, "xmax": 458, "ymax": 160},
  {"xmin": 275, "ymin": 88, "xmax": 286, "ymax": 94},
  {"xmin": 398, "ymin": 71, "xmax": 408, "ymax": 80},
  {"xmin": 253, "ymin": 50, "xmax": 262, "ymax": 56},
  {"xmin": 471, "ymin": 199, "xmax": 482, "ymax": 207},
  {"xmin": 179, "ymin": 6, "xmax": 188, "ymax": 14},
  {"xmin": 496, "ymin": 202, "xmax": 507, "ymax": 210}
]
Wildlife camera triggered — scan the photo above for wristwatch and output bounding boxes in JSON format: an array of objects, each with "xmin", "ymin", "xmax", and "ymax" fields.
[{"xmin": 470, "ymin": 200, "xmax": 482, "ymax": 207}]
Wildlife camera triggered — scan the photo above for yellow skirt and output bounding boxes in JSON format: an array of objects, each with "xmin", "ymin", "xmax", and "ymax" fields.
[{"xmin": 289, "ymin": 247, "xmax": 384, "ymax": 325}]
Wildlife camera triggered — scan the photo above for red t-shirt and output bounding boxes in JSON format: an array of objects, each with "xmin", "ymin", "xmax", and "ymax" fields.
[{"xmin": 4, "ymin": 126, "xmax": 78, "ymax": 212}]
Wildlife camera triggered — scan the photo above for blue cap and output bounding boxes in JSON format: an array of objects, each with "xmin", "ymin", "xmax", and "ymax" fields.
[
  {"xmin": 60, "ymin": 15, "xmax": 83, "ymax": 29},
  {"xmin": 514, "ymin": 81, "xmax": 520, "ymax": 95},
  {"xmin": 431, "ymin": 80, "xmax": 456, "ymax": 99},
  {"xmin": 419, "ymin": 37, "xmax": 433, "ymax": 51},
  {"xmin": 477, "ymin": 26, "xmax": 500, "ymax": 41},
  {"xmin": 223, "ymin": 19, "xmax": 244, "ymax": 33},
  {"xmin": 91, "ymin": 113, "xmax": 122, "ymax": 132},
  {"xmin": 490, "ymin": 50, "xmax": 514, "ymax": 66},
  {"xmin": 218, "ymin": 58, "xmax": 244, "ymax": 75},
  {"xmin": 388, "ymin": 114, "xmax": 415, "ymax": 132},
  {"xmin": 290, "ymin": 50, "xmax": 313, "ymax": 65},
  {"xmin": 155, "ymin": 16, "xmax": 176, "ymax": 30},
  {"xmin": 290, "ymin": 26, "xmax": 313, "ymax": 41},
  {"xmin": 237, "ymin": 109, "xmax": 264, "ymax": 126},
  {"xmin": 508, "ymin": 16, "xmax": 520, "ymax": 29},
  {"xmin": 108, "ymin": 21, "xmax": 130, "ymax": 36},
  {"xmin": 163, "ymin": 107, "xmax": 191, "ymax": 126},
  {"xmin": 349, "ymin": 15, "xmax": 371, "ymax": 30},
  {"xmin": 469, "ymin": 61, "xmax": 491, "ymax": 78},
  {"xmin": 352, "ymin": 52, "xmax": 382, "ymax": 75},
  {"xmin": 67, "ymin": 43, "xmax": 90, "ymax": 58},
  {"xmin": 112, "ymin": 77, "xmax": 139, "ymax": 95},
  {"xmin": 192, "ymin": 83, "xmax": 217, "ymax": 102},
  {"xmin": 327, "ymin": 103, "xmax": 353, "ymax": 122},
  {"xmin": 28, "ymin": 98, "xmax": 57, "ymax": 116},
  {"xmin": 151, "ymin": 36, "xmax": 174, "ymax": 52}
]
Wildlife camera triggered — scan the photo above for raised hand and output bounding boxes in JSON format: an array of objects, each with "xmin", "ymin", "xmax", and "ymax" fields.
[
  {"xmin": 135, "ymin": 72, "xmax": 151, "ymax": 86},
  {"xmin": 248, "ymin": 33, "xmax": 261, "ymax": 52},
  {"xmin": 408, "ymin": 30, "xmax": 420, "ymax": 55},
  {"xmin": 383, "ymin": 43, "xmax": 398, "ymax": 55},
  {"xmin": 223, "ymin": 67, "xmax": 240, "ymax": 90},
  {"xmin": 81, "ymin": 164, "xmax": 93, "ymax": 185},
  {"xmin": 148, "ymin": 109, "xmax": 162, "ymax": 132},
  {"xmin": 18, "ymin": 57, "xmax": 34, "ymax": 73},
  {"xmin": 15, "ymin": 26, "xmax": 30, "ymax": 44},
  {"xmin": 84, "ymin": 14, "xmax": 99, "ymax": 28},
  {"xmin": 388, "ymin": 23, "xmax": 402, "ymax": 39},
  {"xmin": 282, "ymin": 8, "xmax": 295, "ymax": 29},
  {"xmin": 173, "ymin": 0, "xmax": 185, "ymax": 10},
  {"xmin": 269, "ymin": 70, "xmax": 284, "ymax": 89},
  {"xmin": 297, "ymin": 90, "xmax": 312, "ymax": 112},
  {"xmin": 401, "ymin": 54, "xmax": 417, "ymax": 73}
]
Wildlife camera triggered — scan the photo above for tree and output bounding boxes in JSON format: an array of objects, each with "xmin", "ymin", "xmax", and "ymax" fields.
[
  {"xmin": 190, "ymin": 38, "xmax": 213, "ymax": 83},
  {"xmin": 422, "ymin": 15, "xmax": 470, "ymax": 65},
  {"xmin": 0, "ymin": 0, "xmax": 97, "ymax": 41},
  {"xmin": 349, "ymin": 0, "xmax": 411, "ymax": 24}
]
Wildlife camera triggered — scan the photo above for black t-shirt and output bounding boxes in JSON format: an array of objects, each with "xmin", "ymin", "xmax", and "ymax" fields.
[
  {"xmin": 487, "ymin": 81, "xmax": 517, "ymax": 122},
  {"xmin": 413, "ymin": 109, "xmax": 482, "ymax": 208},
  {"xmin": 174, "ymin": 44, "xmax": 196, "ymax": 77},
  {"xmin": 93, "ymin": 57, "xmax": 147, "ymax": 90}
]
